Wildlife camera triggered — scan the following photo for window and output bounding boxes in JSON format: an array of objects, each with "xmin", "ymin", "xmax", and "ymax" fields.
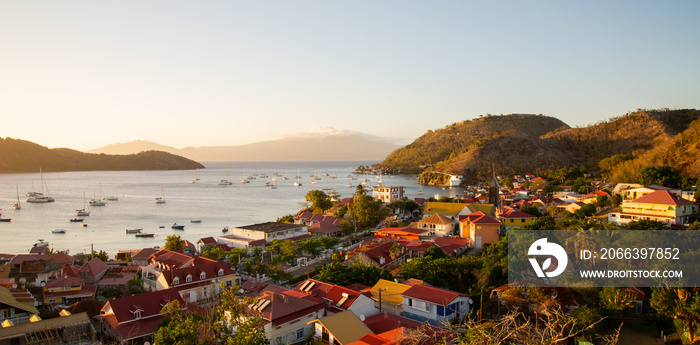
[
  {"xmin": 308, "ymin": 313, "xmax": 314, "ymax": 318},
  {"xmin": 425, "ymin": 303, "xmax": 430, "ymax": 312},
  {"xmin": 218, "ymin": 268, "xmax": 224, "ymax": 276},
  {"xmin": 134, "ymin": 311, "xmax": 141, "ymax": 319},
  {"xmin": 297, "ymin": 328, "xmax": 304, "ymax": 339},
  {"xmin": 186, "ymin": 275, "xmax": 192, "ymax": 282},
  {"xmin": 200, "ymin": 272, "xmax": 206, "ymax": 280},
  {"xmin": 173, "ymin": 277, "xmax": 180, "ymax": 285},
  {"xmin": 407, "ymin": 298, "xmax": 412, "ymax": 307},
  {"xmin": 290, "ymin": 319, "xmax": 300, "ymax": 325}
]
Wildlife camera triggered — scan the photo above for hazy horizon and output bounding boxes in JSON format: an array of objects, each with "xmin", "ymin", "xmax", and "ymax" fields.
[{"xmin": 2, "ymin": 1, "xmax": 699, "ymax": 151}]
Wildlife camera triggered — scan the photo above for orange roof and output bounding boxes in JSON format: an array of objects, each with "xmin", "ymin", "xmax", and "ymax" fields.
[{"xmin": 631, "ymin": 190, "xmax": 694, "ymax": 206}]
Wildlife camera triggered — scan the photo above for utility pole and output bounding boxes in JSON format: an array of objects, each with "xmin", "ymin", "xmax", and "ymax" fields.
[{"xmin": 479, "ymin": 288, "xmax": 483, "ymax": 323}]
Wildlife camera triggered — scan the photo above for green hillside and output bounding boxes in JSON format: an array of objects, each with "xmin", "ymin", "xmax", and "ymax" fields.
[
  {"xmin": 380, "ymin": 114, "xmax": 569, "ymax": 173},
  {"xmin": 0, "ymin": 137, "xmax": 205, "ymax": 173},
  {"xmin": 377, "ymin": 109, "xmax": 700, "ymax": 184}
]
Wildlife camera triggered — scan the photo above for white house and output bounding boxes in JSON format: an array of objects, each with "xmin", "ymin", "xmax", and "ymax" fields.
[{"xmin": 401, "ymin": 284, "xmax": 472, "ymax": 326}]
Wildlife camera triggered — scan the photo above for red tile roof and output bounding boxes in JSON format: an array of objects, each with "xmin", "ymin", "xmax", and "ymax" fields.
[
  {"xmin": 309, "ymin": 220, "xmax": 342, "ymax": 235},
  {"xmin": 248, "ymin": 287, "xmax": 326, "ymax": 326},
  {"xmin": 131, "ymin": 248, "xmax": 159, "ymax": 261},
  {"xmin": 362, "ymin": 312, "xmax": 457, "ymax": 345},
  {"xmin": 160, "ymin": 261, "xmax": 237, "ymax": 288},
  {"xmin": 99, "ymin": 288, "xmax": 185, "ymax": 325},
  {"xmin": 197, "ymin": 237, "xmax": 217, "ymax": 245},
  {"xmin": 79, "ymin": 258, "xmax": 108, "ymax": 278},
  {"xmin": 45, "ymin": 276, "xmax": 84, "ymax": 289},
  {"xmin": 499, "ymin": 210, "xmax": 538, "ymax": 219},
  {"xmin": 631, "ymin": 190, "xmax": 694, "ymax": 206},
  {"xmin": 401, "ymin": 285, "xmax": 467, "ymax": 306},
  {"xmin": 461, "ymin": 211, "xmax": 501, "ymax": 225},
  {"xmin": 372, "ymin": 227, "xmax": 428, "ymax": 236}
]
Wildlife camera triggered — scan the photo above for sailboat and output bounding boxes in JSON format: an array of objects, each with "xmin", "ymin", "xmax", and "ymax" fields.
[
  {"xmin": 416, "ymin": 184, "xmax": 425, "ymax": 195},
  {"xmin": 89, "ymin": 183, "xmax": 106, "ymax": 206},
  {"xmin": 193, "ymin": 168, "xmax": 200, "ymax": 181},
  {"xmin": 76, "ymin": 192, "xmax": 91, "ymax": 216},
  {"xmin": 13, "ymin": 185, "xmax": 21, "ymax": 210},
  {"xmin": 26, "ymin": 168, "xmax": 55, "ymax": 203},
  {"xmin": 154, "ymin": 183, "xmax": 166, "ymax": 204},
  {"xmin": 218, "ymin": 168, "xmax": 233, "ymax": 185}
]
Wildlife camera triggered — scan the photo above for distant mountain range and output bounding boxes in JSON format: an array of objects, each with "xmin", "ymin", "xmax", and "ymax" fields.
[
  {"xmin": 87, "ymin": 130, "xmax": 401, "ymax": 162},
  {"xmin": 376, "ymin": 109, "xmax": 700, "ymax": 184},
  {"xmin": 0, "ymin": 138, "xmax": 204, "ymax": 173}
]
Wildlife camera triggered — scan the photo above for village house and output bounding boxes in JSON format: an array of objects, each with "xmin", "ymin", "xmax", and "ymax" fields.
[
  {"xmin": 621, "ymin": 185, "xmax": 682, "ymax": 201},
  {"xmin": 217, "ymin": 222, "xmax": 311, "ymax": 251},
  {"xmin": 244, "ymin": 285, "xmax": 326, "ymax": 345},
  {"xmin": 459, "ymin": 211, "xmax": 501, "ymax": 248},
  {"xmin": 344, "ymin": 240, "xmax": 408, "ymax": 269},
  {"xmin": 371, "ymin": 227, "xmax": 427, "ymax": 242},
  {"xmin": 42, "ymin": 276, "xmax": 96, "ymax": 306},
  {"xmin": 76, "ymin": 258, "xmax": 109, "ymax": 285},
  {"xmin": 413, "ymin": 214, "xmax": 456, "ymax": 237},
  {"xmin": 309, "ymin": 218, "xmax": 344, "ymax": 237},
  {"xmin": 0, "ymin": 311, "xmax": 95, "ymax": 344},
  {"xmin": 95, "ymin": 288, "xmax": 187, "ymax": 345},
  {"xmin": 608, "ymin": 190, "xmax": 695, "ymax": 226},
  {"xmin": 294, "ymin": 279, "xmax": 378, "ymax": 318},
  {"xmin": 432, "ymin": 237, "xmax": 470, "ymax": 256},
  {"xmin": 496, "ymin": 209, "xmax": 538, "ymax": 230},
  {"xmin": 352, "ymin": 312, "xmax": 458, "ymax": 345},
  {"xmin": 155, "ymin": 261, "xmax": 240, "ymax": 306},
  {"xmin": 0, "ymin": 286, "xmax": 38, "ymax": 326},
  {"xmin": 401, "ymin": 284, "xmax": 472, "ymax": 326},
  {"xmin": 309, "ymin": 310, "xmax": 373, "ymax": 345},
  {"xmin": 370, "ymin": 279, "xmax": 411, "ymax": 315},
  {"xmin": 372, "ymin": 186, "xmax": 405, "ymax": 204}
]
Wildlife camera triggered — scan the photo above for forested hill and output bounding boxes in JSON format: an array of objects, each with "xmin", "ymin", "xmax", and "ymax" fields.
[
  {"xmin": 377, "ymin": 109, "xmax": 700, "ymax": 183},
  {"xmin": 378, "ymin": 114, "xmax": 569, "ymax": 177},
  {"xmin": 0, "ymin": 137, "xmax": 205, "ymax": 173}
]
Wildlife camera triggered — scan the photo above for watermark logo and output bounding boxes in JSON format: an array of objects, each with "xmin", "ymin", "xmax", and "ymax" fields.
[{"xmin": 528, "ymin": 238, "xmax": 568, "ymax": 278}]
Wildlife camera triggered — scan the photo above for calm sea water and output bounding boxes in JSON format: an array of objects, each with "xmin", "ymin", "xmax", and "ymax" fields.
[{"xmin": 0, "ymin": 161, "xmax": 464, "ymax": 257}]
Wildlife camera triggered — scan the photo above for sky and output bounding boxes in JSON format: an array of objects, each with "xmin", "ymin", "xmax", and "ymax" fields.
[{"xmin": 1, "ymin": 1, "xmax": 699, "ymax": 151}]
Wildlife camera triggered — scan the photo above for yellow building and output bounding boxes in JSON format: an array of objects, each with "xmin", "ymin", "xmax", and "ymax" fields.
[
  {"xmin": 608, "ymin": 190, "xmax": 695, "ymax": 226},
  {"xmin": 42, "ymin": 277, "xmax": 96, "ymax": 305},
  {"xmin": 497, "ymin": 210, "xmax": 538, "ymax": 230},
  {"xmin": 370, "ymin": 279, "xmax": 412, "ymax": 315}
]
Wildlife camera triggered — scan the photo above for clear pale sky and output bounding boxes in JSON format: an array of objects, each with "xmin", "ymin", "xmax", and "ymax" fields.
[{"xmin": 1, "ymin": 1, "xmax": 699, "ymax": 151}]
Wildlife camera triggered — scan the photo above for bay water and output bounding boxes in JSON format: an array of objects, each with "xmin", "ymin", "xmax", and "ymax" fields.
[{"xmin": 0, "ymin": 161, "xmax": 463, "ymax": 257}]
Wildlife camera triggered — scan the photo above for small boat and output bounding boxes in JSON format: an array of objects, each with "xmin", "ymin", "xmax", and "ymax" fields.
[
  {"xmin": 34, "ymin": 240, "xmax": 48, "ymax": 247},
  {"xmin": 171, "ymin": 223, "xmax": 185, "ymax": 230},
  {"xmin": 126, "ymin": 228, "xmax": 143, "ymax": 234},
  {"xmin": 27, "ymin": 169, "xmax": 55, "ymax": 203},
  {"xmin": 219, "ymin": 169, "xmax": 233, "ymax": 185},
  {"xmin": 135, "ymin": 233, "xmax": 155, "ymax": 238},
  {"xmin": 222, "ymin": 226, "xmax": 229, "ymax": 233},
  {"xmin": 52, "ymin": 229, "xmax": 66, "ymax": 234},
  {"xmin": 269, "ymin": 184, "xmax": 277, "ymax": 189},
  {"xmin": 190, "ymin": 219, "xmax": 201, "ymax": 223},
  {"xmin": 13, "ymin": 186, "xmax": 21, "ymax": 210},
  {"xmin": 76, "ymin": 192, "xmax": 90, "ymax": 216},
  {"xmin": 155, "ymin": 183, "xmax": 166, "ymax": 204},
  {"xmin": 89, "ymin": 199, "xmax": 106, "ymax": 206},
  {"xmin": 69, "ymin": 218, "xmax": 83, "ymax": 222},
  {"xmin": 159, "ymin": 225, "xmax": 165, "ymax": 228},
  {"xmin": 294, "ymin": 181, "xmax": 302, "ymax": 187},
  {"xmin": 81, "ymin": 223, "xmax": 88, "ymax": 227}
]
